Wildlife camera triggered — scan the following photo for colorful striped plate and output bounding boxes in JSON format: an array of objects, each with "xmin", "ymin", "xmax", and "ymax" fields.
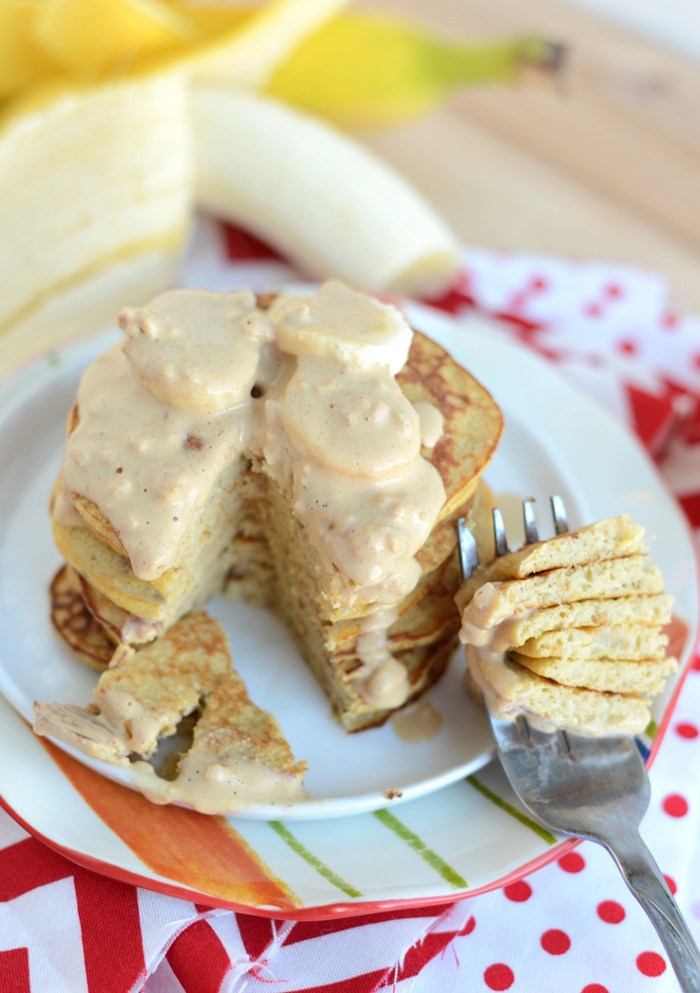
[{"xmin": 0, "ymin": 300, "xmax": 696, "ymax": 918}]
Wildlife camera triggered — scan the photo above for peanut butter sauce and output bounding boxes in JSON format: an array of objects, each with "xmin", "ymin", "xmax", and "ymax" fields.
[
  {"xmin": 391, "ymin": 701, "xmax": 443, "ymax": 742},
  {"xmin": 59, "ymin": 281, "xmax": 447, "ymax": 710},
  {"xmin": 128, "ymin": 750, "xmax": 307, "ymax": 813}
]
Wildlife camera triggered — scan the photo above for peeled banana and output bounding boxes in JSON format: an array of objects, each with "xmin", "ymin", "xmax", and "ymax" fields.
[
  {"xmin": 0, "ymin": 72, "xmax": 192, "ymax": 346},
  {"xmin": 191, "ymin": 85, "xmax": 460, "ymax": 296}
]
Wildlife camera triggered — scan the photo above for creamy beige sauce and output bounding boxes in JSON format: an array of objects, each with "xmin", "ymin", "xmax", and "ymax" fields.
[
  {"xmin": 391, "ymin": 700, "xmax": 443, "ymax": 742},
  {"xmin": 352, "ymin": 607, "xmax": 409, "ymax": 708},
  {"xmin": 129, "ymin": 751, "xmax": 307, "ymax": 814},
  {"xmin": 459, "ymin": 596, "xmax": 527, "ymax": 653},
  {"xmin": 60, "ymin": 281, "xmax": 445, "ymax": 599},
  {"xmin": 465, "ymin": 645, "xmax": 560, "ymax": 730},
  {"xmin": 59, "ymin": 280, "xmax": 446, "ymax": 710},
  {"xmin": 414, "ymin": 402, "xmax": 444, "ymax": 449},
  {"xmin": 96, "ymin": 687, "xmax": 166, "ymax": 755},
  {"xmin": 33, "ymin": 694, "xmax": 307, "ymax": 813}
]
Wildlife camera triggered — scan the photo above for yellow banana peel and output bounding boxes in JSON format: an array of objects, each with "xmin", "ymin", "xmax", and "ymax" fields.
[
  {"xmin": 33, "ymin": 0, "xmax": 194, "ymax": 77},
  {"xmin": 0, "ymin": 0, "xmax": 350, "ymax": 104},
  {"xmin": 0, "ymin": 0, "xmax": 562, "ymax": 121},
  {"xmin": 0, "ymin": 1, "xmax": 56, "ymax": 100},
  {"xmin": 265, "ymin": 12, "xmax": 564, "ymax": 128}
]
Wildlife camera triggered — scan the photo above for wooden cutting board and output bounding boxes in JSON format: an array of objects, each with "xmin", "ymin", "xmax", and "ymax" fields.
[{"xmin": 363, "ymin": 0, "xmax": 700, "ymax": 311}]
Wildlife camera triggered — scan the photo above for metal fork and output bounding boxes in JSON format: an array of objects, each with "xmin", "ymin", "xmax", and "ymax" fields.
[{"xmin": 457, "ymin": 497, "xmax": 700, "ymax": 992}]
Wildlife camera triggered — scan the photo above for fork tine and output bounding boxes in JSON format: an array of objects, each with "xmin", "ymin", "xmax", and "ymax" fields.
[
  {"xmin": 457, "ymin": 517, "xmax": 480, "ymax": 580},
  {"xmin": 492, "ymin": 507, "xmax": 509, "ymax": 557},
  {"xmin": 550, "ymin": 494, "xmax": 569, "ymax": 534},
  {"xmin": 459, "ymin": 494, "xmax": 570, "ymax": 579},
  {"xmin": 522, "ymin": 498, "xmax": 539, "ymax": 545}
]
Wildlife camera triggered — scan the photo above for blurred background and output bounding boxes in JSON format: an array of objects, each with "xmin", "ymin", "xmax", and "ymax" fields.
[
  {"xmin": 362, "ymin": 0, "xmax": 700, "ymax": 310},
  {"xmin": 2, "ymin": 0, "xmax": 699, "ymax": 372}
]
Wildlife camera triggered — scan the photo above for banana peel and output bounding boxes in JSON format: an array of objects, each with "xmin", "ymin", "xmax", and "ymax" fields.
[
  {"xmin": 33, "ymin": 0, "xmax": 194, "ymax": 77},
  {"xmin": 264, "ymin": 12, "xmax": 565, "ymax": 128},
  {"xmin": 0, "ymin": 2, "xmax": 57, "ymax": 100},
  {"xmin": 0, "ymin": 0, "xmax": 349, "ymax": 98},
  {"xmin": 0, "ymin": 1, "xmax": 563, "ymax": 376}
]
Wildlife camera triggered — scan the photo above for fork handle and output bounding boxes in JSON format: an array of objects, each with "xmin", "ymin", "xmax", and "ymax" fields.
[{"xmin": 599, "ymin": 830, "xmax": 700, "ymax": 992}]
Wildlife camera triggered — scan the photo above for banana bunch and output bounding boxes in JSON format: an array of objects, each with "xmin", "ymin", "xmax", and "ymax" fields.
[{"xmin": 0, "ymin": 0, "xmax": 562, "ymax": 375}]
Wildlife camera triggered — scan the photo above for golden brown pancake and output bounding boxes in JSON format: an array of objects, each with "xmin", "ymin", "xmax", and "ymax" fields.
[
  {"xmin": 34, "ymin": 611, "xmax": 306, "ymax": 813},
  {"xmin": 517, "ymin": 624, "xmax": 668, "ymax": 660},
  {"xmin": 50, "ymin": 565, "xmax": 113, "ymax": 671},
  {"xmin": 51, "ymin": 300, "xmax": 503, "ymax": 732},
  {"xmin": 510, "ymin": 652, "xmax": 677, "ymax": 695},
  {"xmin": 466, "ymin": 654, "xmax": 652, "ymax": 736},
  {"xmin": 457, "ymin": 513, "xmax": 675, "ymax": 736}
]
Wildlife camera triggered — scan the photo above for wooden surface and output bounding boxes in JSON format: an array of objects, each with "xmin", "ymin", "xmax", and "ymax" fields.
[{"xmin": 362, "ymin": 0, "xmax": 700, "ymax": 311}]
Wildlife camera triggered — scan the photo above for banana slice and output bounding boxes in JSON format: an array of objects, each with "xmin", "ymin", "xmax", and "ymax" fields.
[
  {"xmin": 0, "ymin": 72, "xmax": 192, "ymax": 345},
  {"xmin": 190, "ymin": 86, "xmax": 460, "ymax": 296},
  {"xmin": 269, "ymin": 280, "xmax": 413, "ymax": 372}
]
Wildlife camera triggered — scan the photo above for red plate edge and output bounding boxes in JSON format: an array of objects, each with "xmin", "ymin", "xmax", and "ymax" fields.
[{"xmin": 0, "ymin": 789, "xmax": 582, "ymax": 920}]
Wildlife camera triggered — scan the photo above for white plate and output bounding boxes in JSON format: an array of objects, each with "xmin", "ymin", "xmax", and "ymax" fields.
[
  {"xmin": 0, "ymin": 302, "xmax": 696, "ymax": 917},
  {"xmin": 0, "ymin": 323, "xmax": 494, "ymax": 820}
]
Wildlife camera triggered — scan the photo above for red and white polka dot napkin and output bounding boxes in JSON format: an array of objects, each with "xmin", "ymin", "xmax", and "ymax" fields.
[{"xmin": 1, "ymin": 219, "xmax": 698, "ymax": 993}]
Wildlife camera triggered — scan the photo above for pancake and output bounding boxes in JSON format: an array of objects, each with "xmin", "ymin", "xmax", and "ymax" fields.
[
  {"xmin": 457, "ymin": 513, "xmax": 675, "ymax": 736},
  {"xmin": 34, "ymin": 611, "xmax": 306, "ymax": 813},
  {"xmin": 47, "ymin": 282, "xmax": 503, "ymax": 733},
  {"xmin": 78, "ymin": 572, "xmax": 163, "ymax": 647},
  {"xmin": 459, "ymin": 594, "xmax": 672, "ymax": 652},
  {"xmin": 466, "ymin": 651, "xmax": 652, "ymax": 737},
  {"xmin": 510, "ymin": 652, "xmax": 677, "ymax": 695},
  {"xmin": 461, "ymin": 514, "xmax": 646, "ymax": 583},
  {"xmin": 458, "ymin": 555, "xmax": 665, "ymax": 631},
  {"xmin": 49, "ymin": 565, "xmax": 113, "ymax": 671},
  {"xmin": 517, "ymin": 624, "xmax": 668, "ymax": 660}
]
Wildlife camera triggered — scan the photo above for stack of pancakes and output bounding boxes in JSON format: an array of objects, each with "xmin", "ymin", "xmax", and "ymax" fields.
[
  {"xmin": 456, "ymin": 515, "xmax": 676, "ymax": 735},
  {"xmin": 46, "ymin": 289, "xmax": 503, "ymax": 738}
]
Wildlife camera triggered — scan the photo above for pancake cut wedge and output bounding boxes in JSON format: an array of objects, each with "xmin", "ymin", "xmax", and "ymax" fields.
[
  {"xmin": 517, "ymin": 624, "xmax": 669, "ymax": 660},
  {"xmin": 461, "ymin": 555, "xmax": 664, "ymax": 630},
  {"xmin": 510, "ymin": 651, "xmax": 678, "ymax": 696},
  {"xmin": 459, "ymin": 594, "xmax": 672, "ymax": 652},
  {"xmin": 34, "ymin": 611, "xmax": 307, "ymax": 814},
  {"xmin": 467, "ymin": 651, "xmax": 651, "ymax": 737},
  {"xmin": 457, "ymin": 510, "xmax": 676, "ymax": 737},
  {"xmin": 461, "ymin": 514, "xmax": 646, "ymax": 586}
]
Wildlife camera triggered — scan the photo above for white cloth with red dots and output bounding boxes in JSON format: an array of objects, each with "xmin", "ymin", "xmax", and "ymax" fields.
[{"xmin": 1, "ymin": 219, "xmax": 699, "ymax": 993}]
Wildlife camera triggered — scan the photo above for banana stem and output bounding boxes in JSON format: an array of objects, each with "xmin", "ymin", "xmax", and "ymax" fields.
[{"xmin": 437, "ymin": 36, "xmax": 567, "ymax": 87}]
